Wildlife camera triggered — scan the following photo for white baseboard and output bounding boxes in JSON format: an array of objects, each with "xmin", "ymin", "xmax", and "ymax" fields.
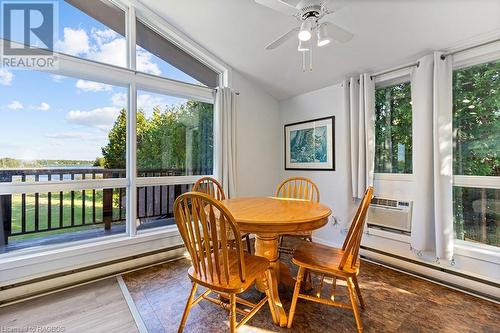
[{"xmin": 312, "ymin": 236, "xmax": 499, "ymax": 302}]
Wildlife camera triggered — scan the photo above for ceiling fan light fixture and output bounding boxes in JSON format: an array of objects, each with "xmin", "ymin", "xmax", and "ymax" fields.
[
  {"xmin": 298, "ymin": 19, "xmax": 313, "ymax": 41},
  {"xmin": 298, "ymin": 40, "xmax": 310, "ymax": 51},
  {"xmin": 317, "ymin": 23, "xmax": 331, "ymax": 47}
]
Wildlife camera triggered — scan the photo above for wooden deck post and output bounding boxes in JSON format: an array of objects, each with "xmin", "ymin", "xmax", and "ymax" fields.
[
  {"xmin": 103, "ymin": 189, "xmax": 113, "ymax": 230},
  {"xmin": 0, "ymin": 195, "xmax": 12, "ymax": 245}
]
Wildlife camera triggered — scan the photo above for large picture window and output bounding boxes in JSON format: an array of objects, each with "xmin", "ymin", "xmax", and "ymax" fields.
[
  {"xmin": 374, "ymin": 81, "xmax": 413, "ymax": 174},
  {"xmin": 452, "ymin": 60, "xmax": 499, "ymax": 247},
  {"xmin": 0, "ymin": 0, "xmax": 220, "ymax": 253}
]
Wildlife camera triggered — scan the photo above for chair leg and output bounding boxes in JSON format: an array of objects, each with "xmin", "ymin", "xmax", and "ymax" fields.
[
  {"xmin": 229, "ymin": 293, "xmax": 237, "ymax": 333},
  {"xmin": 353, "ymin": 276, "xmax": 365, "ymax": 310},
  {"xmin": 347, "ymin": 278, "xmax": 363, "ymax": 333},
  {"xmin": 287, "ymin": 266, "xmax": 305, "ymax": 328},
  {"xmin": 245, "ymin": 234, "xmax": 252, "ymax": 253},
  {"xmin": 178, "ymin": 282, "xmax": 198, "ymax": 333},
  {"xmin": 264, "ymin": 270, "xmax": 278, "ymax": 324},
  {"xmin": 330, "ymin": 277, "xmax": 337, "ymax": 301}
]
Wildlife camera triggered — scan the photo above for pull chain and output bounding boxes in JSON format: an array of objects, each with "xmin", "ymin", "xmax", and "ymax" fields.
[
  {"xmin": 302, "ymin": 51, "xmax": 306, "ymax": 72},
  {"xmin": 309, "ymin": 47, "xmax": 313, "ymax": 71}
]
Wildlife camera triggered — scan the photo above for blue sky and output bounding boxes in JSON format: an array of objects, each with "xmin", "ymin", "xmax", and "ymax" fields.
[{"xmin": 0, "ymin": 0, "xmax": 200, "ymax": 161}]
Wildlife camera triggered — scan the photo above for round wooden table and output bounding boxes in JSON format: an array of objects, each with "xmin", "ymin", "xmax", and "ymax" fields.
[{"xmin": 221, "ymin": 196, "xmax": 332, "ymax": 327}]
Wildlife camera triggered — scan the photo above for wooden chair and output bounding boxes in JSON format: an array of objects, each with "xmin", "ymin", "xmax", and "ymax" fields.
[
  {"xmin": 193, "ymin": 177, "xmax": 253, "ymax": 253},
  {"xmin": 275, "ymin": 177, "xmax": 320, "ymax": 255},
  {"xmin": 287, "ymin": 187, "xmax": 374, "ymax": 333},
  {"xmin": 174, "ymin": 192, "xmax": 277, "ymax": 332}
]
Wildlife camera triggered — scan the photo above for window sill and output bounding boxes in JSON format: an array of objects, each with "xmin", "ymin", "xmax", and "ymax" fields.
[
  {"xmin": 454, "ymin": 240, "xmax": 500, "ymax": 264},
  {"xmin": 0, "ymin": 226, "xmax": 182, "ymax": 277},
  {"xmin": 374, "ymin": 173, "xmax": 414, "ymax": 182}
]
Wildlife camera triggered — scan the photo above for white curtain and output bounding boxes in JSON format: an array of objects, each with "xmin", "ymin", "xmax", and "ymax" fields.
[
  {"xmin": 410, "ymin": 55, "xmax": 436, "ymax": 254},
  {"xmin": 215, "ymin": 87, "xmax": 238, "ymax": 198},
  {"xmin": 347, "ymin": 74, "xmax": 375, "ymax": 199},
  {"xmin": 433, "ymin": 52, "xmax": 454, "ymax": 261},
  {"xmin": 410, "ymin": 52, "xmax": 454, "ymax": 261}
]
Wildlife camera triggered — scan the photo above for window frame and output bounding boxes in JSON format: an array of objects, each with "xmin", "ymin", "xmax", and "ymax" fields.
[
  {"xmin": 373, "ymin": 68, "xmax": 415, "ymax": 180},
  {"xmin": 0, "ymin": 0, "xmax": 228, "ymax": 260},
  {"xmin": 451, "ymin": 43, "xmax": 500, "ymax": 251}
]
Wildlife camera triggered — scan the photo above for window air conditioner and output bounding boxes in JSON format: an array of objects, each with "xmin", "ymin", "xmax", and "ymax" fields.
[{"xmin": 367, "ymin": 197, "xmax": 413, "ymax": 233}]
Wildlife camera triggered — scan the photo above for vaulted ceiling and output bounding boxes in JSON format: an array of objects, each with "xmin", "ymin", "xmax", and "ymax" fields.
[{"xmin": 141, "ymin": 0, "xmax": 500, "ymax": 100}]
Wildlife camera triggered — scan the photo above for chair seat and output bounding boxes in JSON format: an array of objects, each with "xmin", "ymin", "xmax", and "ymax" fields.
[
  {"xmin": 292, "ymin": 241, "xmax": 359, "ymax": 277},
  {"xmin": 188, "ymin": 250, "xmax": 269, "ymax": 293}
]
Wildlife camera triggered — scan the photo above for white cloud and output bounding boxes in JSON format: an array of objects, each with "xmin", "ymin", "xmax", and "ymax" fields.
[
  {"xmin": 137, "ymin": 49, "xmax": 161, "ymax": 75},
  {"xmin": 45, "ymin": 132, "xmax": 92, "ymax": 140},
  {"xmin": 0, "ymin": 69, "xmax": 13, "ymax": 85},
  {"xmin": 88, "ymin": 37, "xmax": 127, "ymax": 68},
  {"xmin": 76, "ymin": 79, "xmax": 112, "ymax": 92},
  {"xmin": 51, "ymin": 75, "xmax": 65, "ymax": 82},
  {"xmin": 111, "ymin": 92, "xmax": 127, "ymax": 107},
  {"xmin": 67, "ymin": 106, "xmax": 121, "ymax": 131},
  {"xmin": 7, "ymin": 100, "xmax": 23, "ymax": 110},
  {"xmin": 36, "ymin": 102, "xmax": 50, "ymax": 111},
  {"xmin": 92, "ymin": 28, "xmax": 119, "ymax": 46},
  {"xmin": 137, "ymin": 94, "xmax": 168, "ymax": 117},
  {"xmin": 55, "ymin": 28, "xmax": 90, "ymax": 56},
  {"xmin": 56, "ymin": 27, "xmax": 161, "ymax": 76}
]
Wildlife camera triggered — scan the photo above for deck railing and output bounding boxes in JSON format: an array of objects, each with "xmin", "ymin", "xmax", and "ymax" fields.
[{"xmin": 0, "ymin": 168, "xmax": 202, "ymax": 244}]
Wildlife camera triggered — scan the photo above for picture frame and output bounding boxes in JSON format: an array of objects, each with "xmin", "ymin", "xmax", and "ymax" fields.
[{"xmin": 284, "ymin": 116, "xmax": 335, "ymax": 171}]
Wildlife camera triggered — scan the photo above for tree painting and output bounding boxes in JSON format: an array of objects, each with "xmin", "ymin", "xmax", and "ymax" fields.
[{"xmin": 290, "ymin": 126, "xmax": 328, "ymax": 163}]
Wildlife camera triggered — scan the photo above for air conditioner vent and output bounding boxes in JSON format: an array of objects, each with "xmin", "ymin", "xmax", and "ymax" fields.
[
  {"xmin": 371, "ymin": 197, "xmax": 398, "ymax": 207},
  {"xmin": 367, "ymin": 197, "xmax": 413, "ymax": 233}
]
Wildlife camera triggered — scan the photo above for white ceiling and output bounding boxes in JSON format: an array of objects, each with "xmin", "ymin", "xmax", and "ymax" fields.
[{"xmin": 141, "ymin": 0, "xmax": 500, "ymax": 100}]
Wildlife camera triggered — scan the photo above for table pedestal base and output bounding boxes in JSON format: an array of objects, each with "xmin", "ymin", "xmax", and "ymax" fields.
[{"xmin": 254, "ymin": 234, "xmax": 289, "ymax": 327}]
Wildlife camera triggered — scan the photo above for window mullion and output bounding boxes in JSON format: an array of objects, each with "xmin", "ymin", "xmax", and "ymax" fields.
[
  {"xmin": 127, "ymin": 82, "xmax": 138, "ymax": 237},
  {"xmin": 126, "ymin": 6, "xmax": 137, "ymax": 236}
]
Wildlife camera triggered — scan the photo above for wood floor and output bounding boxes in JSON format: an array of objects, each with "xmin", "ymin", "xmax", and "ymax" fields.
[
  {"xmin": 123, "ymin": 244, "xmax": 500, "ymax": 333},
  {"xmin": 0, "ymin": 278, "xmax": 139, "ymax": 333},
  {"xmin": 1, "ymin": 242, "xmax": 498, "ymax": 333}
]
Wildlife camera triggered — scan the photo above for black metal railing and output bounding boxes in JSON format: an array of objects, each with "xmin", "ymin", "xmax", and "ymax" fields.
[{"xmin": 0, "ymin": 168, "xmax": 202, "ymax": 244}]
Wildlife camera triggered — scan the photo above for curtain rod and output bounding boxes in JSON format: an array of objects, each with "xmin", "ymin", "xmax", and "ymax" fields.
[
  {"xmin": 370, "ymin": 61, "xmax": 419, "ymax": 80},
  {"xmin": 441, "ymin": 37, "xmax": 500, "ymax": 59}
]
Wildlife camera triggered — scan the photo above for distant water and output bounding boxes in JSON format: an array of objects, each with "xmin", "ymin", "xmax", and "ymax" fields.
[{"xmin": 0, "ymin": 166, "xmax": 107, "ymax": 183}]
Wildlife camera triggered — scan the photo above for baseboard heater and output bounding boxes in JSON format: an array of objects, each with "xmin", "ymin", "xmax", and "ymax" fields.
[{"xmin": 360, "ymin": 245, "xmax": 499, "ymax": 303}]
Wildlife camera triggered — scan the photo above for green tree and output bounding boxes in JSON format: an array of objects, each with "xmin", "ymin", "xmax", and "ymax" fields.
[
  {"xmin": 101, "ymin": 108, "xmax": 148, "ymax": 169},
  {"xmin": 452, "ymin": 61, "xmax": 499, "ymax": 246},
  {"xmin": 100, "ymin": 101, "xmax": 213, "ymax": 175},
  {"xmin": 375, "ymin": 82, "xmax": 413, "ymax": 173}
]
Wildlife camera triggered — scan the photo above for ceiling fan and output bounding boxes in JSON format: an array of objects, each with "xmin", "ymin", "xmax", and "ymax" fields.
[{"xmin": 255, "ymin": 0, "xmax": 353, "ymax": 70}]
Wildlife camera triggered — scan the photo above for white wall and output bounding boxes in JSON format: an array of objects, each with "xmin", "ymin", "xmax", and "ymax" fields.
[
  {"xmin": 232, "ymin": 70, "xmax": 281, "ymax": 197},
  {"xmin": 279, "ymin": 82, "xmax": 500, "ymax": 299},
  {"xmin": 279, "ymin": 83, "xmax": 356, "ymax": 246}
]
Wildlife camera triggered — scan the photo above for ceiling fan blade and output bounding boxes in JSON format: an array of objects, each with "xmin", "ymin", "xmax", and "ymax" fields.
[
  {"xmin": 323, "ymin": 22, "xmax": 353, "ymax": 43},
  {"xmin": 265, "ymin": 27, "xmax": 300, "ymax": 50},
  {"xmin": 255, "ymin": 0, "xmax": 297, "ymax": 16},
  {"xmin": 324, "ymin": 0, "xmax": 348, "ymax": 13}
]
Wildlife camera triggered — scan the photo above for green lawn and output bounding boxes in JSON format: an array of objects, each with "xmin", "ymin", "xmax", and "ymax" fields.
[{"xmin": 10, "ymin": 190, "xmax": 123, "ymax": 240}]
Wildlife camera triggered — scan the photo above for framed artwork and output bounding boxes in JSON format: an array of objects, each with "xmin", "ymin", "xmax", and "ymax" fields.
[{"xmin": 284, "ymin": 116, "xmax": 335, "ymax": 171}]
